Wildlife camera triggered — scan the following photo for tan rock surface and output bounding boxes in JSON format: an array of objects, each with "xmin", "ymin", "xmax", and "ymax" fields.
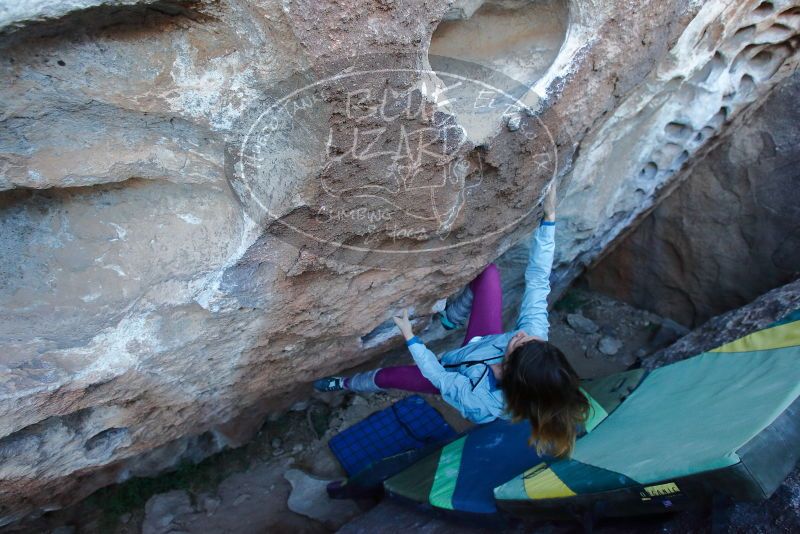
[{"xmin": 1, "ymin": 0, "xmax": 800, "ymax": 525}]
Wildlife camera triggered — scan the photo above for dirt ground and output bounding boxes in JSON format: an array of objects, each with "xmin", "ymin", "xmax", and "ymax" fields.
[{"xmin": 5, "ymin": 288, "xmax": 771, "ymax": 534}]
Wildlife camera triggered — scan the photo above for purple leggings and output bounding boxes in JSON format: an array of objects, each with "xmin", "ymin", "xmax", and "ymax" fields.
[{"xmin": 375, "ymin": 264, "xmax": 503, "ymax": 394}]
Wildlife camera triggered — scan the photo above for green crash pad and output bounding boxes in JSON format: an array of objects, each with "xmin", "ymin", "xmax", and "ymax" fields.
[
  {"xmin": 495, "ymin": 312, "xmax": 800, "ymax": 511},
  {"xmin": 570, "ymin": 319, "xmax": 800, "ymax": 484},
  {"xmin": 383, "ymin": 378, "xmax": 643, "ymax": 514}
]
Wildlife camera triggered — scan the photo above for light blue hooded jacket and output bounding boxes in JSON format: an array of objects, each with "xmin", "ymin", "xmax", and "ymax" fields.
[{"xmin": 406, "ymin": 221, "xmax": 556, "ymax": 424}]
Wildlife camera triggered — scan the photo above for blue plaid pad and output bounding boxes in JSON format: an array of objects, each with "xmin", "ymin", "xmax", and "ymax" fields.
[{"xmin": 329, "ymin": 395, "xmax": 457, "ymax": 476}]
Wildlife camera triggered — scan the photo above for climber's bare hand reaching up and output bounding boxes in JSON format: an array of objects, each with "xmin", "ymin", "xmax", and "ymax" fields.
[
  {"xmin": 392, "ymin": 308, "xmax": 414, "ymax": 341},
  {"xmin": 543, "ymin": 180, "xmax": 557, "ymax": 222}
]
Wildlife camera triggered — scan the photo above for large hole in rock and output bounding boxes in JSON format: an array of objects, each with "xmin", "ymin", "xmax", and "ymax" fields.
[
  {"xmin": 427, "ymin": 0, "xmax": 569, "ymax": 144},
  {"xmin": 430, "ymin": 0, "xmax": 569, "ymax": 87}
]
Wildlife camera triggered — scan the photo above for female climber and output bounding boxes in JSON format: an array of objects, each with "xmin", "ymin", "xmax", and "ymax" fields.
[{"xmin": 314, "ymin": 182, "xmax": 589, "ymax": 457}]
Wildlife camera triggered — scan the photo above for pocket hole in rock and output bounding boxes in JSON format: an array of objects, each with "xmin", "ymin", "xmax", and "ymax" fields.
[
  {"xmin": 84, "ymin": 427, "xmax": 129, "ymax": 455},
  {"xmin": 664, "ymin": 121, "xmax": 692, "ymax": 141},
  {"xmin": 639, "ymin": 162, "xmax": 658, "ymax": 180},
  {"xmin": 777, "ymin": 6, "xmax": 800, "ymax": 24},
  {"xmin": 428, "ymin": 0, "xmax": 570, "ymax": 143},
  {"xmin": 672, "ymin": 150, "xmax": 690, "ymax": 169},
  {"xmin": 757, "ymin": 23, "xmax": 794, "ymax": 44},
  {"xmin": 692, "ymin": 51, "xmax": 726, "ymax": 84},
  {"xmin": 748, "ymin": 46, "xmax": 790, "ymax": 80},
  {"xmin": 706, "ymin": 108, "xmax": 728, "ymax": 129},
  {"xmin": 430, "ymin": 0, "xmax": 569, "ymax": 85},
  {"xmin": 732, "ymin": 24, "xmax": 757, "ymax": 46},
  {"xmin": 753, "ymin": 1, "xmax": 775, "ymax": 16},
  {"xmin": 739, "ymin": 73, "xmax": 757, "ymax": 97},
  {"xmin": 751, "ymin": 49, "xmax": 774, "ymax": 67},
  {"xmin": 731, "ymin": 44, "xmax": 757, "ymax": 74},
  {"xmin": 695, "ymin": 126, "xmax": 717, "ymax": 144}
]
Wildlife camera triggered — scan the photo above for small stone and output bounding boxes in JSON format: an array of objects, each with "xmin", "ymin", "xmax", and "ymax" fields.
[
  {"xmin": 598, "ymin": 336, "xmax": 623, "ymax": 355},
  {"xmin": 566, "ymin": 313, "xmax": 599, "ymax": 334},
  {"xmin": 272, "ymin": 448, "xmax": 285, "ymax": 457},
  {"xmin": 142, "ymin": 490, "xmax": 193, "ymax": 534},
  {"xmin": 199, "ymin": 495, "xmax": 220, "ymax": 516},
  {"xmin": 321, "ymin": 393, "xmax": 345, "ymax": 409},
  {"xmin": 271, "ymin": 437, "xmax": 282, "ymax": 449},
  {"xmin": 284, "ymin": 469, "xmax": 361, "ymax": 528},
  {"xmin": 290, "ymin": 400, "xmax": 309, "ymax": 412},
  {"xmin": 292, "ymin": 443, "xmax": 304, "ymax": 453},
  {"xmin": 232, "ymin": 493, "xmax": 250, "ymax": 506},
  {"xmin": 506, "ymin": 115, "xmax": 521, "ymax": 131},
  {"xmin": 599, "ymin": 324, "xmax": 615, "ymax": 336},
  {"xmin": 648, "ymin": 319, "xmax": 691, "ymax": 351},
  {"xmin": 350, "ymin": 395, "xmax": 368, "ymax": 406}
]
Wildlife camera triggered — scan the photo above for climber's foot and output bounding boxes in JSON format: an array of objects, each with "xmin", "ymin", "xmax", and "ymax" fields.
[
  {"xmin": 437, "ymin": 311, "xmax": 458, "ymax": 330},
  {"xmin": 313, "ymin": 376, "xmax": 346, "ymax": 392}
]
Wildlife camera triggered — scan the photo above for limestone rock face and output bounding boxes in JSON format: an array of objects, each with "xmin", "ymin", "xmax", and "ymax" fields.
[
  {"xmin": 552, "ymin": 0, "xmax": 800, "ymax": 294},
  {"xmin": 1, "ymin": 0, "xmax": 800, "ymax": 525},
  {"xmin": 585, "ymin": 70, "xmax": 800, "ymax": 327}
]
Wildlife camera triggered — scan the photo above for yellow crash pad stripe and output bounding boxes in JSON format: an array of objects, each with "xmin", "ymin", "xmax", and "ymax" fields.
[
  {"xmin": 711, "ymin": 320, "xmax": 800, "ymax": 353},
  {"xmin": 523, "ymin": 465, "xmax": 576, "ymax": 500}
]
